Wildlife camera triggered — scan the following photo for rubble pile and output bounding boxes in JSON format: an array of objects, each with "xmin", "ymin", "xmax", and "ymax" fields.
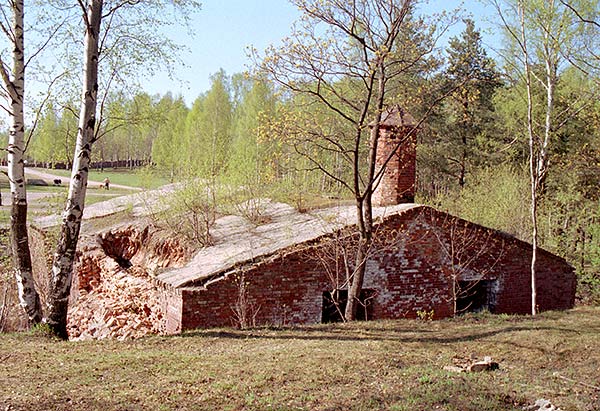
[
  {"xmin": 68, "ymin": 224, "xmax": 193, "ymax": 341},
  {"xmin": 443, "ymin": 355, "xmax": 500, "ymax": 373},
  {"xmin": 98, "ymin": 225, "xmax": 192, "ymax": 273}
]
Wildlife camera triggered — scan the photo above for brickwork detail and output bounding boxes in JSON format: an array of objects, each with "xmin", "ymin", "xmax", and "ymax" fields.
[
  {"xmin": 372, "ymin": 127, "xmax": 417, "ymax": 206},
  {"xmin": 164, "ymin": 206, "xmax": 575, "ymax": 331}
]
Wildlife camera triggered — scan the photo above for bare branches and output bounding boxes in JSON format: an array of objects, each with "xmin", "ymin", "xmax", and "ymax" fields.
[
  {"xmin": 261, "ymin": 0, "xmax": 445, "ymax": 198},
  {"xmin": 0, "ymin": 55, "xmax": 14, "ymax": 98},
  {"xmin": 25, "ymin": 19, "xmax": 67, "ymax": 70},
  {"xmin": 23, "ymin": 72, "xmax": 67, "ymax": 153},
  {"xmin": 93, "ymin": 66, "xmax": 119, "ymax": 142},
  {"xmin": 102, "ymin": 0, "xmax": 142, "ymax": 19},
  {"xmin": 427, "ymin": 210, "xmax": 505, "ymax": 315},
  {"xmin": 76, "ymin": 0, "xmax": 90, "ymax": 27},
  {"xmin": 559, "ymin": 0, "xmax": 600, "ymax": 28},
  {"xmin": 0, "ymin": 5, "xmax": 16, "ymax": 43},
  {"xmin": 259, "ymin": 0, "xmax": 457, "ymax": 321}
]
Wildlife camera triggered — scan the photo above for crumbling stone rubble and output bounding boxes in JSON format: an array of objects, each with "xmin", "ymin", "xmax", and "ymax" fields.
[
  {"xmin": 68, "ymin": 223, "xmax": 194, "ymax": 341},
  {"xmin": 523, "ymin": 399, "xmax": 562, "ymax": 411},
  {"xmin": 443, "ymin": 355, "xmax": 500, "ymax": 373}
]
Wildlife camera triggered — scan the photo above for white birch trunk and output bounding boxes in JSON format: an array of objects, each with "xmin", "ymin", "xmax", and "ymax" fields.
[
  {"xmin": 517, "ymin": 1, "xmax": 539, "ymax": 316},
  {"xmin": 519, "ymin": 0, "xmax": 557, "ymax": 316},
  {"xmin": 45, "ymin": 0, "xmax": 103, "ymax": 339},
  {"xmin": 1, "ymin": 0, "xmax": 43, "ymax": 325}
]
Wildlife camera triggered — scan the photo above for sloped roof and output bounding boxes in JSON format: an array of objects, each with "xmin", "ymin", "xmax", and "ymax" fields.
[
  {"xmin": 370, "ymin": 105, "xmax": 417, "ymax": 129},
  {"xmin": 155, "ymin": 200, "xmax": 419, "ymax": 288}
]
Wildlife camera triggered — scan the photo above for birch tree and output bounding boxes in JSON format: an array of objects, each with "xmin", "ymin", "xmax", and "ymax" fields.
[
  {"xmin": 0, "ymin": 0, "xmax": 42, "ymax": 325},
  {"xmin": 44, "ymin": 0, "xmax": 199, "ymax": 339},
  {"xmin": 228, "ymin": 76, "xmax": 278, "ymax": 194},
  {"xmin": 558, "ymin": 1, "xmax": 600, "ymax": 74},
  {"xmin": 492, "ymin": 0, "xmax": 590, "ymax": 315},
  {"xmin": 151, "ymin": 93, "xmax": 189, "ymax": 180},
  {"xmin": 260, "ymin": 0, "xmax": 456, "ymax": 320},
  {"xmin": 184, "ymin": 70, "xmax": 233, "ymax": 177},
  {"xmin": 44, "ymin": 0, "xmax": 103, "ymax": 338}
]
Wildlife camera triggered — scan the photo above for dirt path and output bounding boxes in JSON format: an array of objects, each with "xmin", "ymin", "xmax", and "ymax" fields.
[
  {"xmin": 0, "ymin": 166, "xmax": 143, "ymax": 208},
  {"xmin": 0, "ymin": 182, "xmax": 57, "ymax": 207},
  {"xmin": 17, "ymin": 167, "xmax": 143, "ymax": 191},
  {"xmin": 33, "ymin": 183, "xmax": 177, "ymax": 229}
]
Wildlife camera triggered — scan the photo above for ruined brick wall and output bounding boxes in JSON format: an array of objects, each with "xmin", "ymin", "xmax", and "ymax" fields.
[
  {"xmin": 180, "ymin": 251, "xmax": 332, "ymax": 330},
  {"xmin": 158, "ymin": 284, "xmax": 183, "ymax": 334},
  {"xmin": 173, "ymin": 206, "xmax": 575, "ymax": 331},
  {"xmin": 372, "ymin": 127, "xmax": 416, "ymax": 206},
  {"xmin": 69, "ymin": 223, "xmax": 194, "ymax": 339},
  {"xmin": 364, "ymin": 211, "xmax": 455, "ymax": 319},
  {"xmin": 386, "ymin": 207, "xmax": 576, "ymax": 316}
]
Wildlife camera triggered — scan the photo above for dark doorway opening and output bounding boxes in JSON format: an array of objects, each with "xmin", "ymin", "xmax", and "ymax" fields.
[
  {"xmin": 456, "ymin": 280, "xmax": 497, "ymax": 313},
  {"xmin": 321, "ymin": 289, "xmax": 375, "ymax": 323}
]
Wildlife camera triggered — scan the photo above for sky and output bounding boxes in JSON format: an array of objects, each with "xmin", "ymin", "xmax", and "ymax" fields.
[
  {"xmin": 144, "ymin": 0, "xmax": 301, "ymax": 104},
  {"xmin": 145, "ymin": 0, "xmax": 500, "ymax": 106}
]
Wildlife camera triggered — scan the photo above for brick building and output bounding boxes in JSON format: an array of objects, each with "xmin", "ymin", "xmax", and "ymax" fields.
[
  {"xmin": 372, "ymin": 106, "xmax": 417, "ymax": 206},
  {"xmin": 156, "ymin": 107, "xmax": 575, "ymax": 333}
]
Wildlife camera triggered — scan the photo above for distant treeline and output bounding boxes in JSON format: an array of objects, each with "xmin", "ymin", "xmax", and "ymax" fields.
[
  {"xmin": 0, "ymin": 18, "xmax": 598, "ymax": 295},
  {"xmin": 20, "ymin": 159, "xmax": 149, "ymax": 170}
]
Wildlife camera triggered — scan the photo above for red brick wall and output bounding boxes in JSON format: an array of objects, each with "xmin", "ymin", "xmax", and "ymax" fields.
[
  {"xmin": 169, "ymin": 206, "xmax": 575, "ymax": 331},
  {"xmin": 157, "ymin": 282, "xmax": 183, "ymax": 334},
  {"xmin": 371, "ymin": 208, "xmax": 575, "ymax": 317},
  {"xmin": 180, "ymin": 252, "xmax": 332, "ymax": 330}
]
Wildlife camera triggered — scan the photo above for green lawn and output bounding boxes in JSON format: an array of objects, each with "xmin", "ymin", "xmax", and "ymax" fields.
[
  {"xmin": 0, "ymin": 185, "xmax": 136, "ymax": 227},
  {"xmin": 1, "ymin": 307, "xmax": 598, "ymax": 411},
  {"xmin": 26, "ymin": 187, "xmax": 135, "ymax": 212},
  {"xmin": 0, "ymin": 209, "xmax": 8, "ymax": 225},
  {"xmin": 0, "ymin": 169, "xmax": 160, "ymax": 226},
  {"xmin": 39, "ymin": 167, "xmax": 170, "ymax": 189},
  {"xmin": 0, "ymin": 173, "xmax": 7, "ymax": 189}
]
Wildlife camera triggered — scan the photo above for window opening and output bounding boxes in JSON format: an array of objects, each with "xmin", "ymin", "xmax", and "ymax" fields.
[
  {"xmin": 456, "ymin": 279, "xmax": 497, "ymax": 314},
  {"xmin": 321, "ymin": 289, "xmax": 375, "ymax": 323}
]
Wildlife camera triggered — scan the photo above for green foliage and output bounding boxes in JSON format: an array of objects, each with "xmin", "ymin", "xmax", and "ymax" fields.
[
  {"xmin": 259, "ymin": 0, "xmax": 450, "ymax": 213},
  {"xmin": 133, "ymin": 167, "xmax": 171, "ymax": 190},
  {"xmin": 228, "ymin": 76, "xmax": 277, "ymax": 185},
  {"xmin": 428, "ymin": 165, "xmax": 531, "ymax": 241},
  {"xmin": 577, "ymin": 269, "xmax": 600, "ymax": 305},
  {"xmin": 0, "ymin": 130, "xmax": 7, "ymax": 152},
  {"xmin": 271, "ymin": 161, "xmax": 326, "ymax": 213},
  {"xmin": 156, "ymin": 179, "xmax": 222, "ymax": 247},
  {"xmin": 96, "ymin": 92, "xmax": 158, "ymax": 166},
  {"xmin": 541, "ymin": 166, "xmax": 600, "ymax": 304},
  {"xmin": 416, "ymin": 309, "xmax": 435, "ymax": 322},
  {"xmin": 184, "ymin": 70, "xmax": 233, "ymax": 177},
  {"xmin": 28, "ymin": 102, "xmax": 60, "ymax": 165},
  {"xmin": 151, "ymin": 94, "xmax": 189, "ymax": 180},
  {"xmin": 44, "ymin": 168, "xmax": 168, "ymax": 190},
  {"xmin": 420, "ymin": 19, "xmax": 502, "ymax": 193},
  {"xmin": 0, "ymin": 228, "xmax": 17, "ymax": 333},
  {"xmin": 0, "ymin": 228, "xmax": 10, "ymax": 268},
  {"xmin": 27, "ymin": 322, "xmax": 57, "ymax": 339},
  {"xmin": 28, "ymin": 102, "xmax": 78, "ymax": 167},
  {"xmin": 0, "ymin": 210, "xmax": 8, "ymax": 227}
]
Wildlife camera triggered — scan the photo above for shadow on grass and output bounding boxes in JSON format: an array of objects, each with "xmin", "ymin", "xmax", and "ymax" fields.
[{"xmin": 180, "ymin": 324, "xmax": 583, "ymax": 346}]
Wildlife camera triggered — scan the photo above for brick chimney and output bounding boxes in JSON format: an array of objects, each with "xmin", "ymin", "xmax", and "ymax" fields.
[{"xmin": 371, "ymin": 105, "xmax": 417, "ymax": 207}]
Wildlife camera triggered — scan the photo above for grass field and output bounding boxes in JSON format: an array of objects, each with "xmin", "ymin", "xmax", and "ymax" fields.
[
  {"xmin": 0, "ymin": 169, "xmax": 152, "ymax": 228},
  {"xmin": 0, "ymin": 209, "xmax": 8, "ymax": 225},
  {"xmin": 2, "ymin": 167, "xmax": 169, "ymax": 190},
  {"xmin": 41, "ymin": 168, "xmax": 170, "ymax": 189},
  {"xmin": 1, "ymin": 307, "xmax": 599, "ymax": 411}
]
